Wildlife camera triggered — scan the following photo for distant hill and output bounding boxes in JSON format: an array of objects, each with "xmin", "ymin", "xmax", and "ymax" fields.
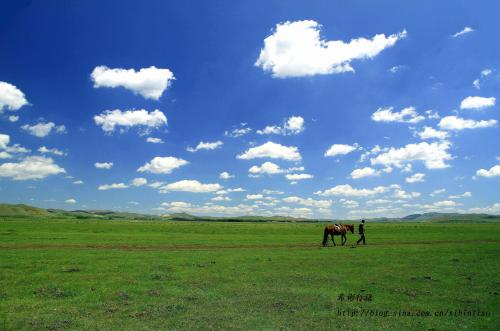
[{"xmin": 0, "ymin": 203, "xmax": 498, "ymax": 223}]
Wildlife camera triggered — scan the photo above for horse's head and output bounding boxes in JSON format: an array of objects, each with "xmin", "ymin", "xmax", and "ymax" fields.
[{"xmin": 347, "ymin": 224, "xmax": 355, "ymax": 234}]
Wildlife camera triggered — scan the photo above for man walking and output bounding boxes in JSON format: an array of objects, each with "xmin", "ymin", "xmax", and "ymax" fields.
[{"xmin": 356, "ymin": 220, "xmax": 366, "ymax": 245}]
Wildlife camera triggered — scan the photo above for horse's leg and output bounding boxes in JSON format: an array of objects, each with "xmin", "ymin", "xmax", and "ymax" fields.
[
  {"xmin": 331, "ymin": 234, "xmax": 336, "ymax": 246},
  {"xmin": 342, "ymin": 234, "xmax": 346, "ymax": 246}
]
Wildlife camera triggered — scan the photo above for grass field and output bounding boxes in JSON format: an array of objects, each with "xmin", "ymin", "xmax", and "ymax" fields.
[{"xmin": 0, "ymin": 218, "xmax": 499, "ymax": 330}]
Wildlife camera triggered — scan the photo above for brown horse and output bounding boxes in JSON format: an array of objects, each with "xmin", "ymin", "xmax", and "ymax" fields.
[{"xmin": 322, "ymin": 224, "xmax": 354, "ymax": 246}]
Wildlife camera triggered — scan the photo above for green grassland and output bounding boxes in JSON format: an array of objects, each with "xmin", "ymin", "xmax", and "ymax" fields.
[{"xmin": 0, "ymin": 217, "xmax": 499, "ymax": 330}]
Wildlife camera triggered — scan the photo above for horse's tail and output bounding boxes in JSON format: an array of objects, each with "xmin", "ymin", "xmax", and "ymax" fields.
[{"xmin": 322, "ymin": 226, "xmax": 329, "ymax": 246}]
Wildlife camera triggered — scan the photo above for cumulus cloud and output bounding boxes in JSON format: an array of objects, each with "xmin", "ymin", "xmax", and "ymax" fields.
[
  {"xmin": 282, "ymin": 196, "xmax": 332, "ymax": 208},
  {"xmin": 0, "ymin": 82, "xmax": 29, "ymax": 112},
  {"xmin": 224, "ymin": 124, "xmax": 252, "ymax": 138},
  {"xmin": 350, "ymin": 167, "xmax": 380, "ymax": 179},
  {"xmin": 91, "ymin": 66, "xmax": 175, "ymax": 100},
  {"xmin": 137, "ymin": 156, "xmax": 188, "ymax": 174},
  {"xmin": 94, "ymin": 109, "xmax": 167, "ymax": 133},
  {"xmin": 285, "ymin": 173, "xmax": 313, "ymax": 180},
  {"xmin": 132, "ymin": 177, "xmax": 147, "ymax": 186},
  {"xmin": 0, "ymin": 133, "xmax": 30, "ymax": 159},
  {"xmin": 98, "ymin": 183, "xmax": 129, "ymax": 190},
  {"xmin": 9, "ymin": 115, "xmax": 19, "ymax": 122},
  {"xmin": 73, "ymin": 180, "xmax": 83, "ymax": 185},
  {"xmin": 219, "ymin": 171, "xmax": 234, "ymax": 180},
  {"xmin": 187, "ymin": 141, "xmax": 223, "ymax": 152},
  {"xmin": 448, "ymin": 192, "xmax": 472, "ymax": 199},
  {"xmin": 0, "ymin": 156, "xmax": 65, "ymax": 180},
  {"xmin": 257, "ymin": 116, "xmax": 305, "ymax": 135},
  {"xmin": 246, "ymin": 194, "xmax": 264, "ymax": 200},
  {"xmin": 95, "ymin": 162, "xmax": 113, "ymax": 169},
  {"xmin": 315, "ymin": 184, "xmax": 390, "ymax": 197},
  {"xmin": 370, "ymin": 141, "xmax": 452, "ymax": 169},
  {"xmin": 249, "ymin": 161, "xmax": 284, "ymax": 175},
  {"xmin": 452, "ymin": 26, "xmax": 474, "ymax": 38},
  {"xmin": 38, "ymin": 146, "xmax": 65, "ymax": 156},
  {"xmin": 460, "ymin": 96, "xmax": 495, "ymax": 110},
  {"xmin": 475, "ymin": 165, "xmax": 500, "ymax": 178},
  {"xmin": 237, "ymin": 141, "xmax": 301, "ymax": 161},
  {"xmin": 468, "ymin": 203, "xmax": 500, "ymax": 214},
  {"xmin": 324, "ymin": 143, "xmax": 359, "ymax": 157},
  {"xmin": 405, "ymin": 173, "xmax": 425, "ymax": 183},
  {"xmin": 416, "ymin": 127, "xmax": 448, "ymax": 140},
  {"xmin": 255, "ymin": 20, "xmax": 406, "ymax": 78},
  {"xmin": 160, "ymin": 180, "xmax": 223, "ymax": 193},
  {"xmin": 146, "ymin": 137, "xmax": 164, "ymax": 144},
  {"xmin": 438, "ymin": 116, "xmax": 497, "ymax": 130},
  {"xmin": 65, "ymin": 198, "xmax": 76, "ymax": 204},
  {"xmin": 160, "ymin": 201, "xmax": 256, "ymax": 216},
  {"xmin": 371, "ymin": 106, "xmax": 424, "ymax": 124},
  {"xmin": 21, "ymin": 122, "xmax": 66, "ymax": 138}
]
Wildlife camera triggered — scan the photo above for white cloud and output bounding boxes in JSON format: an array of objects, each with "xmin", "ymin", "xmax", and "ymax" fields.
[
  {"xmin": 237, "ymin": 141, "xmax": 301, "ymax": 161},
  {"xmin": 187, "ymin": 141, "xmax": 223, "ymax": 152},
  {"xmin": 95, "ymin": 162, "xmax": 113, "ymax": 169},
  {"xmin": 0, "ymin": 82, "xmax": 28, "ymax": 112},
  {"xmin": 282, "ymin": 196, "xmax": 332, "ymax": 208},
  {"xmin": 21, "ymin": 122, "xmax": 66, "ymax": 138},
  {"xmin": 98, "ymin": 183, "xmax": 129, "ymax": 190},
  {"xmin": 65, "ymin": 198, "xmax": 76, "ymax": 204},
  {"xmin": 0, "ymin": 135, "xmax": 29, "ymax": 159},
  {"xmin": 90, "ymin": 65, "xmax": 174, "ymax": 100},
  {"xmin": 255, "ymin": 20, "xmax": 406, "ymax": 78},
  {"xmin": 468, "ymin": 203, "xmax": 500, "ymax": 214},
  {"xmin": 0, "ymin": 156, "xmax": 65, "ymax": 180},
  {"xmin": 219, "ymin": 171, "xmax": 234, "ymax": 180},
  {"xmin": 137, "ymin": 156, "xmax": 188, "ymax": 174},
  {"xmin": 460, "ymin": 96, "xmax": 495, "ymax": 110},
  {"xmin": 257, "ymin": 116, "xmax": 305, "ymax": 135},
  {"xmin": 246, "ymin": 194, "xmax": 264, "ymax": 200},
  {"xmin": 160, "ymin": 180, "xmax": 223, "ymax": 193},
  {"xmin": 388, "ymin": 65, "xmax": 404, "ymax": 73},
  {"xmin": 8, "ymin": 115, "xmax": 19, "ymax": 122},
  {"xmin": 481, "ymin": 69, "xmax": 492, "ymax": 77},
  {"xmin": 211, "ymin": 195, "xmax": 231, "ymax": 202},
  {"xmin": 370, "ymin": 141, "xmax": 452, "ymax": 170},
  {"xmin": 285, "ymin": 173, "xmax": 313, "ymax": 180},
  {"xmin": 224, "ymin": 125, "xmax": 252, "ymax": 138},
  {"xmin": 262, "ymin": 189, "xmax": 284, "ymax": 195},
  {"xmin": 448, "ymin": 192, "xmax": 472, "ymax": 199},
  {"xmin": 350, "ymin": 167, "xmax": 380, "ymax": 179},
  {"xmin": 324, "ymin": 143, "xmax": 359, "ymax": 157},
  {"xmin": 416, "ymin": 126, "xmax": 448, "ymax": 140},
  {"xmin": 393, "ymin": 188, "xmax": 421, "ymax": 199},
  {"xmin": 315, "ymin": 184, "xmax": 389, "ymax": 197},
  {"xmin": 430, "ymin": 188, "xmax": 446, "ymax": 197},
  {"xmin": 452, "ymin": 26, "xmax": 474, "ymax": 38},
  {"xmin": 371, "ymin": 106, "xmax": 424, "ymax": 124},
  {"xmin": 406, "ymin": 173, "xmax": 425, "ymax": 183},
  {"xmin": 132, "ymin": 177, "xmax": 147, "ymax": 186},
  {"xmin": 38, "ymin": 146, "xmax": 65, "ymax": 156},
  {"xmin": 94, "ymin": 109, "xmax": 167, "ymax": 133},
  {"xmin": 160, "ymin": 201, "xmax": 256, "ymax": 216},
  {"xmin": 73, "ymin": 180, "xmax": 83, "ymax": 185},
  {"xmin": 249, "ymin": 162, "xmax": 284, "ymax": 175},
  {"xmin": 476, "ymin": 165, "xmax": 500, "ymax": 178},
  {"xmin": 341, "ymin": 200, "xmax": 359, "ymax": 208},
  {"xmin": 146, "ymin": 137, "xmax": 164, "ymax": 144},
  {"xmin": 366, "ymin": 199, "xmax": 392, "ymax": 205},
  {"xmin": 473, "ymin": 79, "xmax": 481, "ymax": 90},
  {"xmin": 438, "ymin": 116, "xmax": 497, "ymax": 130}
]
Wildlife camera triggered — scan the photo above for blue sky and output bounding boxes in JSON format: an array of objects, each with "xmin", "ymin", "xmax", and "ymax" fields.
[{"xmin": 0, "ymin": 1, "xmax": 499, "ymax": 219}]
